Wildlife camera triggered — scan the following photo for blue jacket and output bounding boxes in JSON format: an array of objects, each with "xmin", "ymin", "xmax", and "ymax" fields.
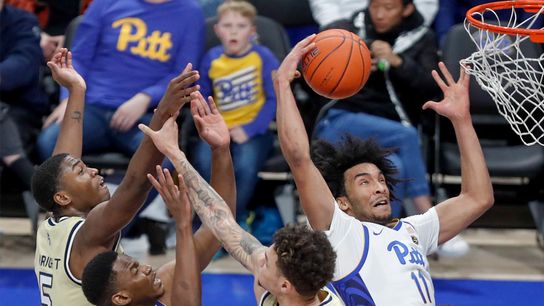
[{"xmin": 0, "ymin": 5, "xmax": 48, "ymax": 113}]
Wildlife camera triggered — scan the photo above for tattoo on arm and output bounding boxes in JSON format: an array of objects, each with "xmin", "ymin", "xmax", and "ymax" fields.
[
  {"xmin": 70, "ymin": 111, "xmax": 82, "ymax": 123},
  {"xmin": 175, "ymin": 158, "xmax": 264, "ymax": 272}
]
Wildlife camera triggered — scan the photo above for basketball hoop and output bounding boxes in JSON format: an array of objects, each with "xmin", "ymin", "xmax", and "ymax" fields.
[{"xmin": 463, "ymin": 0, "xmax": 544, "ymax": 146}]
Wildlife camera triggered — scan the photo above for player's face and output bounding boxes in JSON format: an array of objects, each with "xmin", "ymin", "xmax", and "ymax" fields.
[
  {"xmin": 369, "ymin": 0, "xmax": 411, "ymax": 33},
  {"xmin": 256, "ymin": 246, "xmax": 283, "ymax": 295},
  {"xmin": 215, "ymin": 11, "xmax": 256, "ymax": 56},
  {"xmin": 113, "ymin": 255, "xmax": 164, "ymax": 302},
  {"xmin": 56, "ymin": 155, "xmax": 110, "ymax": 212},
  {"xmin": 342, "ymin": 163, "xmax": 392, "ymax": 224}
]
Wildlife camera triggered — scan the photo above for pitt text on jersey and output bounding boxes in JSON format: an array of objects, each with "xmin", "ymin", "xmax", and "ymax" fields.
[
  {"xmin": 387, "ymin": 240, "xmax": 426, "ymax": 266},
  {"xmin": 112, "ymin": 17, "xmax": 172, "ymax": 62}
]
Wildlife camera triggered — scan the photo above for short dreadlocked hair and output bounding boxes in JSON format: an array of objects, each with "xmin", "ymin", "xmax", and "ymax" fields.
[
  {"xmin": 31, "ymin": 153, "xmax": 68, "ymax": 214},
  {"xmin": 311, "ymin": 134, "xmax": 400, "ymax": 200},
  {"xmin": 82, "ymin": 251, "xmax": 118, "ymax": 306},
  {"xmin": 273, "ymin": 224, "xmax": 336, "ymax": 297}
]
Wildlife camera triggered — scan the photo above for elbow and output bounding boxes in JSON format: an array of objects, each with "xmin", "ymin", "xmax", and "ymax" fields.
[{"xmin": 464, "ymin": 190, "xmax": 494, "ymax": 212}]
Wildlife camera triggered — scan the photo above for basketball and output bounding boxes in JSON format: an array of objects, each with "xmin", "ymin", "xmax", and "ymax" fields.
[{"xmin": 301, "ymin": 29, "xmax": 372, "ymax": 99}]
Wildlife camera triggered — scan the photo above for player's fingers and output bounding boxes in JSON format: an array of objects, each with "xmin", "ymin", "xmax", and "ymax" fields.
[
  {"xmin": 67, "ymin": 51, "xmax": 73, "ymax": 69},
  {"xmin": 181, "ymin": 62, "xmax": 192, "ymax": 74},
  {"xmin": 163, "ymin": 168, "xmax": 176, "ymax": 188},
  {"xmin": 422, "ymin": 101, "xmax": 438, "ymax": 111},
  {"xmin": 207, "ymin": 96, "xmax": 219, "ymax": 114},
  {"xmin": 438, "ymin": 62, "xmax": 455, "ymax": 86},
  {"xmin": 300, "ymin": 42, "xmax": 316, "ymax": 55},
  {"xmin": 60, "ymin": 48, "xmax": 67, "ymax": 69},
  {"xmin": 297, "ymin": 34, "xmax": 316, "ymax": 49},
  {"xmin": 431, "ymin": 70, "xmax": 447, "ymax": 92},
  {"xmin": 147, "ymin": 173, "xmax": 163, "ymax": 193},
  {"xmin": 138, "ymin": 123, "xmax": 155, "ymax": 137}
]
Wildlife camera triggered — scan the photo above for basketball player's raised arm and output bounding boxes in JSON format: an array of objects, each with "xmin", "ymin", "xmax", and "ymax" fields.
[
  {"xmin": 150, "ymin": 167, "xmax": 201, "ymax": 306},
  {"xmin": 423, "ymin": 62, "xmax": 494, "ymax": 244},
  {"xmin": 139, "ymin": 119, "xmax": 266, "ymax": 275},
  {"xmin": 48, "ymin": 49, "xmax": 86, "ymax": 158},
  {"xmin": 188, "ymin": 91, "xmax": 237, "ymax": 270},
  {"xmin": 82, "ymin": 65, "xmax": 200, "ymax": 245},
  {"xmin": 275, "ymin": 34, "xmax": 336, "ymax": 231}
]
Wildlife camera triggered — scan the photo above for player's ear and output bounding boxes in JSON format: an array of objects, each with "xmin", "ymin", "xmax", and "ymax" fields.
[
  {"xmin": 112, "ymin": 290, "xmax": 131, "ymax": 305},
  {"xmin": 53, "ymin": 191, "xmax": 71, "ymax": 207},
  {"xmin": 336, "ymin": 196, "xmax": 351, "ymax": 212},
  {"xmin": 280, "ymin": 278, "xmax": 293, "ymax": 295}
]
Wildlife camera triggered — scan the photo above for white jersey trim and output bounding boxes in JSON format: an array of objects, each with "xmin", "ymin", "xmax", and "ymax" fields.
[
  {"xmin": 64, "ymin": 220, "xmax": 85, "ymax": 285},
  {"xmin": 63, "ymin": 220, "xmax": 123, "ymax": 286}
]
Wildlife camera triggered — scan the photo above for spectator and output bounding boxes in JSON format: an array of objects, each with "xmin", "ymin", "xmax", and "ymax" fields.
[
  {"xmin": 37, "ymin": 0, "xmax": 205, "ymax": 162},
  {"xmin": 193, "ymin": 0, "xmax": 278, "ymax": 232},
  {"xmin": 313, "ymin": 0, "xmax": 469, "ymax": 256},
  {"xmin": 309, "ymin": 0, "xmax": 438, "ymax": 30},
  {"xmin": 0, "ymin": 0, "xmax": 49, "ymax": 233}
]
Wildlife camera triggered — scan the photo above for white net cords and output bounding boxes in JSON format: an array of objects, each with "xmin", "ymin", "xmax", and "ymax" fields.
[{"xmin": 462, "ymin": 5, "xmax": 544, "ymax": 146}]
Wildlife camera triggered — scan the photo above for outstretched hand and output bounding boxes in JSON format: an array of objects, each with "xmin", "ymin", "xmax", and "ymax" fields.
[
  {"xmin": 275, "ymin": 34, "xmax": 316, "ymax": 83},
  {"xmin": 190, "ymin": 91, "xmax": 230, "ymax": 150},
  {"xmin": 147, "ymin": 166, "xmax": 191, "ymax": 227},
  {"xmin": 160, "ymin": 63, "xmax": 200, "ymax": 115},
  {"xmin": 47, "ymin": 48, "xmax": 86, "ymax": 90},
  {"xmin": 138, "ymin": 115, "xmax": 182, "ymax": 158},
  {"xmin": 423, "ymin": 62, "xmax": 471, "ymax": 124}
]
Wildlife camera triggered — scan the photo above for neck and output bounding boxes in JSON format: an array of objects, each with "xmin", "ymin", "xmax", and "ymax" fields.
[
  {"xmin": 229, "ymin": 43, "xmax": 252, "ymax": 57},
  {"xmin": 276, "ymin": 293, "xmax": 321, "ymax": 306}
]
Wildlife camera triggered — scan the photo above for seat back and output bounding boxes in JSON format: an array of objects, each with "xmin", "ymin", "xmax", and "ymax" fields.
[
  {"xmin": 204, "ymin": 15, "xmax": 291, "ymax": 60},
  {"xmin": 64, "ymin": 15, "xmax": 84, "ymax": 50}
]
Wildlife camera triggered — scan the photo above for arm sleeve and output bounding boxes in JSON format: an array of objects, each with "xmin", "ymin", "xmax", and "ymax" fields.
[
  {"xmin": 324, "ymin": 203, "xmax": 365, "ymax": 280},
  {"xmin": 241, "ymin": 48, "xmax": 279, "ymax": 138},
  {"xmin": 0, "ymin": 12, "xmax": 42, "ymax": 91},
  {"xmin": 141, "ymin": 7, "xmax": 205, "ymax": 106},
  {"xmin": 59, "ymin": 0, "xmax": 106, "ymax": 101},
  {"xmin": 403, "ymin": 207, "xmax": 439, "ymax": 255}
]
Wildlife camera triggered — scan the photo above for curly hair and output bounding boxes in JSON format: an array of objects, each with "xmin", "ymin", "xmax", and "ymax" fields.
[
  {"xmin": 273, "ymin": 224, "xmax": 336, "ymax": 297},
  {"xmin": 81, "ymin": 251, "xmax": 118, "ymax": 306},
  {"xmin": 311, "ymin": 134, "xmax": 400, "ymax": 200},
  {"xmin": 31, "ymin": 153, "xmax": 68, "ymax": 215}
]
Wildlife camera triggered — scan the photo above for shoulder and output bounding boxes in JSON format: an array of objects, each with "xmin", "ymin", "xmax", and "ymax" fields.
[{"xmin": 402, "ymin": 207, "xmax": 439, "ymax": 230}]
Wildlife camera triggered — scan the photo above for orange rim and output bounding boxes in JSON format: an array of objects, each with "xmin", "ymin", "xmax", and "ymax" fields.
[{"xmin": 466, "ymin": 0, "xmax": 544, "ymax": 42}]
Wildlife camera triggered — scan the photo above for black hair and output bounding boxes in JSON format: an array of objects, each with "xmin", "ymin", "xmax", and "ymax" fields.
[
  {"xmin": 311, "ymin": 134, "xmax": 400, "ymax": 200},
  {"xmin": 273, "ymin": 224, "xmax": 336, "ymax": 297},
  {"xmin": 31, "ymin": 153, "xmax": 68, "ymax": 214},
  {"xmin": 82, "ymin": 251, "xmax": 118, "ymax": 306}
]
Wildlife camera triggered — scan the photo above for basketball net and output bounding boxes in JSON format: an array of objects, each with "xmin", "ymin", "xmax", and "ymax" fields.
[{"xmin": 462, "ymin": 1, "xmax": 544, "ymax": 146}]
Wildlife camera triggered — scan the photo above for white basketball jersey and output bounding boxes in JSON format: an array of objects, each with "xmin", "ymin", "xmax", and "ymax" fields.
[
  {"xmin": 326, "ymin": 204, "xmax": 439, "ymax": 306},
  {"xmin": 34, "ymin": 216, "xmax": 122, "ymax": 306}
]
